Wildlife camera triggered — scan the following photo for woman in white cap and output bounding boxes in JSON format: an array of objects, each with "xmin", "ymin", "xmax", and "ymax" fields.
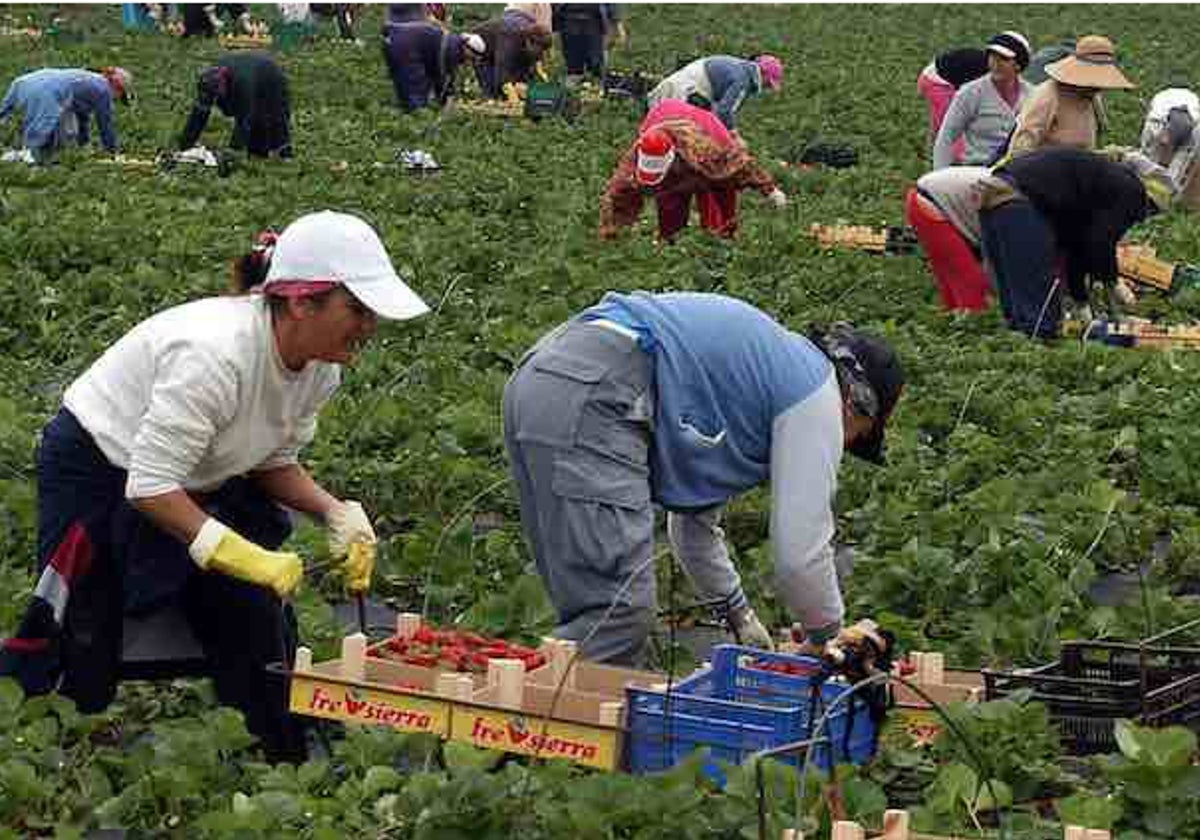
[
  {"xmin": 1009, "ymin": 34, "xmax": 1134, "ymax": 156},
  {"xmin": 0, "ymin": 211, "xmax": 428, "ymax": 763},
  {"xmin": 381, "ymin": 16, "xmax": 486, "ymax": 111},
  {"xmin": 932, "ymin": 32, "xmax": 1033, "ymax": 169},
  {"xmin": 600, "ymin": 99, "xmax": 786, "ymax": 242}
]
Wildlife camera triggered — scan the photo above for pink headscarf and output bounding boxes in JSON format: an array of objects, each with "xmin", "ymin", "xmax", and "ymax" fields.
[{"xmin": 756, "ymin": 55, "xmax": 784, "ymax": 90}]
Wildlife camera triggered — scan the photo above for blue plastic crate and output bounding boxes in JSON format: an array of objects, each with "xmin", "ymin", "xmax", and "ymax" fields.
[{"xmin": 625, "ymin": 645, "xmax": 878, "ymax": 783}]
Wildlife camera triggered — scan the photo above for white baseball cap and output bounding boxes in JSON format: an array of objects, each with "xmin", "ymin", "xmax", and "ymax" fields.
[
  {"xmin": 264, "ymin": 211, "xmax": 429, "ymax": 320},
  {"xmin": 463, "ymin": 32, "xmax": 485, "ymax": 57}
]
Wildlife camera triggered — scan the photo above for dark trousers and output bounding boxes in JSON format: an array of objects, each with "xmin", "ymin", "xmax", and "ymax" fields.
[
  {"xmin": 561, "ymin": 32, "xmax": 605, "ymax": 76},
  {"xmin": 1, "ymin": 408, "xmax": 306, "ymax": 763},
  {"xmin": 980, "ymin": 199, "xmax": 1062, "ymax": 339}
]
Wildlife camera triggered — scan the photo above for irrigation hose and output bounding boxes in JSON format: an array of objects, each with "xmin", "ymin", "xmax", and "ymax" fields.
[{"xmin": 751, "ymin": 669, "xmax": 1014, "ymax": 840}]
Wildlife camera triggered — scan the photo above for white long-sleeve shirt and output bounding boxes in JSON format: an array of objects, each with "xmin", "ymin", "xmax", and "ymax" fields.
[{"xmin": 64, "ymin": 295, "xmax": 340, "ymax": 499}]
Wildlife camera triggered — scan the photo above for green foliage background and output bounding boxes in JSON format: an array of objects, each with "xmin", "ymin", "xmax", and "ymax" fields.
[{"xmin": 2, "ymin": 4, "xmax": 1200, "ymax": 836}]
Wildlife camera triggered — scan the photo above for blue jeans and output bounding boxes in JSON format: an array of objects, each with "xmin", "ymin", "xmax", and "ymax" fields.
[{"xmin": 980, "ymin": 199, "xmax": 1062, "ymax": 339}]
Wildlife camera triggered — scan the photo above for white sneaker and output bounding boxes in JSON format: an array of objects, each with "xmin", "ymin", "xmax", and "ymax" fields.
[
  {"xmin": 176, "ymin": 146, "xmax": 218, "ymax": 167},
  {"xmin": 1, "ymin": 148, "xmax": 35, "ymax": 164}
]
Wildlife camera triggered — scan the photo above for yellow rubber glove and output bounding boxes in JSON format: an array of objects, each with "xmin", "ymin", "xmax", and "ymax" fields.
[
  {"xmin": 189, "ymin": 518, "xmax": 303, "ymax": 599},
  {"xmin": 344, "ymin": 541, "xmax": 376, "ymax": 593},
  {"xmin": 328, "ymin": 501, "xmax": 377, "ymax": 592}
]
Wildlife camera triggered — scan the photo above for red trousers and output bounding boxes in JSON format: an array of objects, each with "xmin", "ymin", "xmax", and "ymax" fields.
[
  {"xmin": 905, "ymin": 188, "xmax": 991, "ymax": 312},
  {"xmin": 655, "ymin": 189, "xmax": 738, "ymax": 240}
]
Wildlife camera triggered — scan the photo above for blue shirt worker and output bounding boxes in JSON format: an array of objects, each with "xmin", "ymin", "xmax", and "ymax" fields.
[
  {"xmin": 502, "ymin": 292, "xmax": 904, "ymax": 665},
  {"xmin": 647, "ymin": 54, "xmax": 783, "ymax": 130},
  {"xmin": 1, "ymin": 67, "xmax": 132, "ymax": 162}
]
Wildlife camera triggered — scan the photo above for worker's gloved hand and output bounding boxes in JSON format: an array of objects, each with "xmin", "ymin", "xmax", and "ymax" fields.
[
  {"xmin": 1069, "ymin": 302, "xmax": 1095, "ymax": 324},
  {"xmin": 608, "ymin": 21, "xmax": 628, "ymax": 48},
  {"xmin": 1114, "ymin": 279, "xmax": 1138, "ymax": 308},
  {"xmin": 825, "ymin": 619, "xmax": 895, "ymax": 680},
  {"xmin": 189, "ymin": 518, "xmax": 303, "ymax": 599},
  {"xmin": 766, "ymin": 188, "xmax": 788, "ymax": 209},
  {"xmin": 342, "ymin": 541, "xmax": 376, "ymax": 593},
  {"xmin": 729, "ymin": 605, "xmax": 774, "ymax": 651},
  {"xmin": 328, "ymin": 501, "xmax": 377, "ymax": 592},
  {"xmin": 792, "ymin": 634, "xmax": 828, "ymax": 658}
]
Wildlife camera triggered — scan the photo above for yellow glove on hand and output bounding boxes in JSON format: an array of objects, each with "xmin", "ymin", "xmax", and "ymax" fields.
[
  {"xmin": 328, "ymin": 501, "xmax": 377, "ymax": 592},
  {"xmin": 189, "ymin": 518, "xmax": 303, "ymax": 599},
  {"xmin": 344, "ymin": 541, "xmax": 376, "ymax": 593}
]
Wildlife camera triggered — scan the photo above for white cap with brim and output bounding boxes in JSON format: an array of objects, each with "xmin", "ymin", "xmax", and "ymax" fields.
[
  {"xmin": 265, "ymin": 210, "xmax": 430, "ymax": 321},
  {"xmin": 636, "ymin": 147, "xmax": 675, "ymax": 186},
  {"xmin": 463, "ymin": 33, "xmax": 485, "ymax": 57}
]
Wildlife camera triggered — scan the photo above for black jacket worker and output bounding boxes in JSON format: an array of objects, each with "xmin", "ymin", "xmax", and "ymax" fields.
[
  {"xmin": 179, "ymin": 52, "xmax": 292, "ymax": 158},
  {"xmin": 978, "ymin": 147, "xmax": 1168, "ymax": 338}
]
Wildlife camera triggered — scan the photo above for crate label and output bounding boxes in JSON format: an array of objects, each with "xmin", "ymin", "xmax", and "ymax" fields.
[
  {"xmin": 290, "ymin": 676, "xmax": 450, "ymax": 735},
  {"xmin": 450, "ymin": 707, "xmax": 618, "ymax": 770}
]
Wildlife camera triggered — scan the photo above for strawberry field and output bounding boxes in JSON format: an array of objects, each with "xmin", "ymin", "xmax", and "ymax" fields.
[{"xmin": 4, "ymin": 4, "xmax": 1200, "ymax": 837}]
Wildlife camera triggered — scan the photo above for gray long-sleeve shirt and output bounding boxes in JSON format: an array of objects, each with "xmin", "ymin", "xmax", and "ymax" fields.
[{"xmin": 933, "ymin": 75, "xmax": 1032, "ymax": 169}]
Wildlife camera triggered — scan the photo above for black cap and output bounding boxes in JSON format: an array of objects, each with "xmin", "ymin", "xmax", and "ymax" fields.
[
  {"xmin": 810, "ymin": 325, "xmax": 905, "ymax": 465},
  {"xmin": 986, "ymin": 31, "xmax": 1032, "ymax": 72}
]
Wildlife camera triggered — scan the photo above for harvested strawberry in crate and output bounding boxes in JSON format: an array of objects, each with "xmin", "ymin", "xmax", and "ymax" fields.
[
  {"xmin": 369, "ymin": 623, "xmax": 547, "ymax": 674},
  {"xmin": 747, "ymin": 658, "xmax": 820, "ymax": 677}
]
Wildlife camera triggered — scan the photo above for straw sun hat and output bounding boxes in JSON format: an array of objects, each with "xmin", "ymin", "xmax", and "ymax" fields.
[{"xmin": 1045, "ymin": 35, "xmax": 1134, "ymax": 90}]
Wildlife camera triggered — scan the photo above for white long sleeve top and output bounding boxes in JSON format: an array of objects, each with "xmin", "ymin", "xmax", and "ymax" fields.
[{"xmin": 64, "ymin": 295, "xmax": 340, "ymax": 499}]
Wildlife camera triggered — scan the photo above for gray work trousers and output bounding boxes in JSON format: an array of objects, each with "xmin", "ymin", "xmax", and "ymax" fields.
[{"xmin": 502, "ymin": 321, "xmax": 657, "ymax": 665}]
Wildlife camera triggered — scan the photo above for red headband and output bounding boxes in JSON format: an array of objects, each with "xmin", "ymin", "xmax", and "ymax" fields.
[{"xmin": 260, "ymin": 279, "xmax": 340, "ymax": 298}]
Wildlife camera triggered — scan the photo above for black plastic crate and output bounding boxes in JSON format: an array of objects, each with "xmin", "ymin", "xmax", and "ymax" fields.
[{"xmin": 983, "ymin": 621, "xmax": 1200, "ymax": 754}]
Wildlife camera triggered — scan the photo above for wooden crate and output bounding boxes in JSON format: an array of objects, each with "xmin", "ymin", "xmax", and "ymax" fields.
[
  {"xmin": 455, "ymin": 100, "xmax": 526, "ymax": 119},
  {"xmin": 1104, "ymin": 320, "xmax": 1200, "ymax": 350},
  {"xmin": 95, "ymin": 156, "xmax": 159, "ymax": 169},
  {"xmin": 891, "ymin": 653, "xmax": 983, "ymax": 709},
  {"xmin": 526, "ymin": 645, "xmax": 666, "ymax": 696},
  {"xmin": 780, "ymin": 810, "xmax": 1110, "ymax": 839},
  {"xmin": 1117, "ymin": 244, "xmax": 1175, "ymax": 292},
  {"xmin": 219, "ymin": 33, "xmax": 272, "ymax": 49},
  {"xmin": 450, "ymin": 680, "xmax": 625, "ymax": 770},
  {"xmin": 286, "ymin": 618, "xmax": 664, "ymax": 771},
  {"xmin": 810, "ymin": 223, "xmax": 889, "ymax": 254}
]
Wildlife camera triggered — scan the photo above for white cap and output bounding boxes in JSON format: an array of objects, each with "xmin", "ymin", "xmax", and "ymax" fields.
[
  {"xmin": 463, "ymin": 33, "xmax": 485, "ymax": 57},
  {"xmin": 265, "ymin": 211, "xmax": 429, "ymax": 321}
]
